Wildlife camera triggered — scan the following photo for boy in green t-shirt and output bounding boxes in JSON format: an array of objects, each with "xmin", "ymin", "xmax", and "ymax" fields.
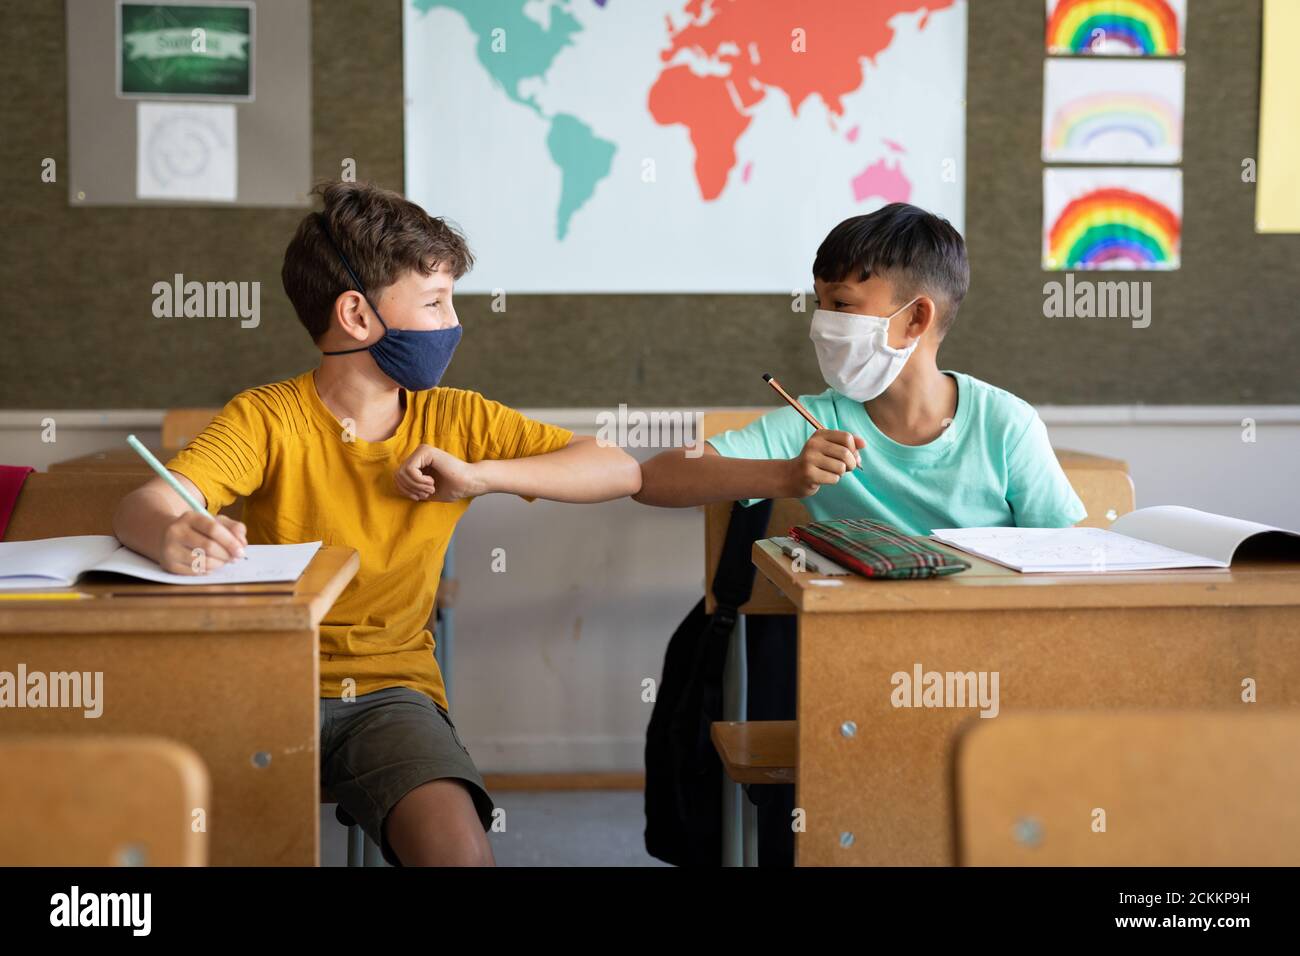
[{"xmin": 634, "ymin": 203, "xmax": 1086, "ymax": 532}]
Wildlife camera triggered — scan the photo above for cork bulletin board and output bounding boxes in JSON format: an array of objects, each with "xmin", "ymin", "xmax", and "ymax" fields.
[
  {"xmin": 2, "ymin": 0, "xmax": 1296, "ymax": 409},
  {"xmin": 64, "ymin": 0, "xmax": 311, "ymax": 207}
]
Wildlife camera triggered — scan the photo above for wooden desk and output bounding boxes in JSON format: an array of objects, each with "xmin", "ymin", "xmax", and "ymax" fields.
[
  {"xmin": 49, "ymin": 446, "xmax": 182, "ymax": 474},
  {"xmin": 752, "ymin": 538, "xmax": 1300, "ymax": 866},
  {"xmin": 0, "ymin": 546, "xmax": 358, "ymax": 866}
]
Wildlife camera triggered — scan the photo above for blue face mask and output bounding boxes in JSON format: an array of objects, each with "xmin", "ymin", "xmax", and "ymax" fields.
[{"xmin": 315, "ymin": 213, "xmax": 461, "ymax": 391}]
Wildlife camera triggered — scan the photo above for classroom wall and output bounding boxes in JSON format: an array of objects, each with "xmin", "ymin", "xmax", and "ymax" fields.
[{"xmin": 2, "ymin": 0, "xmax": 1297, "ymax": 409}]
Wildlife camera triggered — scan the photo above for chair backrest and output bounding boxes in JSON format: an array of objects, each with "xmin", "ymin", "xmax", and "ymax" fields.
[
  {"xmin": 701, "ymin": 409, "xmax": 1135, "ymax": 613},
  {"xmin": 3, "ymin": 472, "xmax": 155, "ymax": 541},
  {"xmin": 0, "ymin": 736, "xmax": 209, "ymax": 865},
  {"xmin": 954, "ymin": 712, "xmax": 1300, "ymax": 866},
  {"xmin": 161, "ymin": 408, "xmax": 222, "ymax": 449},
  {"xmin": 4, "ymin": 471, "xmax": 243, "ymax": 542}
]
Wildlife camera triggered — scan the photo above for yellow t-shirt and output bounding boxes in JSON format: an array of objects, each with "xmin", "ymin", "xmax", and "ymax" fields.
[{"xmin": 165, "ymin": 369, "xmax": 573, "ymax": 709}]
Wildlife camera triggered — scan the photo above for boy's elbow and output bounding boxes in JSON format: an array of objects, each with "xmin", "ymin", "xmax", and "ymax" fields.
[
  {"xmin": 631, "ymin": 449, "xmax": 679, "ymax": 505},
  {"xmin": 630, "ymin": 452, "xmax": 660, "ymax": 504},
  {"xmin": 630, "ymin": 469, "xmax": 649, "ymax": 503},
  {"xmin": 615, "ymin": 448, "xmax": 642, "ymax": 498}
]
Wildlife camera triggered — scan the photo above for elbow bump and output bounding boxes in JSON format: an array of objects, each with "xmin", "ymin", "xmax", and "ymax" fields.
[{"xmin": 625, "ymin": 460, "xmax": 644, "ymax": 496}]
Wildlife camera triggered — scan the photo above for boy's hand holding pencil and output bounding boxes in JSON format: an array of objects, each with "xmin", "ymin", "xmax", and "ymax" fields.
[
  {"xmin": 786, "ymin": 429, "xmax": 865, "ymax": 498},
  {"xmin": 160, "ymin": 511, "xmax": 249, "ymax": 575},
  {"xmin": 124, "ymin": 433, "xmax": 248, "ymax": 575},
  {"xmin": 763, "ymin": 373, "xmax": 865, "ymax": 498}
]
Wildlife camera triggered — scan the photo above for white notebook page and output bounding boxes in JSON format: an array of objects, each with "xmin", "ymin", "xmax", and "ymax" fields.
[
  {"xmin": 929, "ymin": 526, "xmax": 1225, "ymax": 573},
  {"xmin": 0, "ymin": 535, "xmax": 120, "ymax": 589},
  {"xmin": 88, "ymin": 541, "xmax": 323, "ymax": 586}
]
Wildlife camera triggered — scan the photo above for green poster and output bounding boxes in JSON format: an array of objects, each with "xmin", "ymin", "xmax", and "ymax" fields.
[{"xmin": 118, "ymin": 2, "xmax": 254, "ymax": 99}]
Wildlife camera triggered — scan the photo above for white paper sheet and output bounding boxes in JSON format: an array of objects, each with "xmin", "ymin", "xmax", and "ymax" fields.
[
  {"xmin": 1042, "ymin": 59, "xmax": 1184, "ymax": 164},
  {"xmin": 929, "ymin": 527, "xmax": 1221, "ymax": 573},
  {"xmin": 0, "ymin": 535, "xmax": 120, "ymax": 589},
  {"xmin": 137, "ymin": 101, "xmax": 237, "ymax": 202},
  {"xmin": 1042, "ymin": 166, "xmax": 1182, "ymax": 271},
  {"xmin": 1110, "ymin": 505, "xmax": 1299, "ymax": 566},
  {"xmin": 89, "ymin": 541, "xmax": 322, "ymax": 585},
  {"xmin": 1045, "ymin": 0, "xmax": 1187, "ymax": 56},
  {"xmin": 0, "ymin": 537, "xmax": 321, "ymax": 588},
  {"xmin": 933, "ymin": 506, "xmax": 1300, "ymax": 574}
]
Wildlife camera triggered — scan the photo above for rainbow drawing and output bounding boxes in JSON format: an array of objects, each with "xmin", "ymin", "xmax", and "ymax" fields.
[
  {"xmin": 1042, "ymin": 59, "xmax": 1184, "ymax": 163},
  {"xmin": 1046, "ymin": 0, "xmax": 1184, "ymax": 56},
  {"xmin": 1046, "ymin": 92, "xmax": 1181, "ymax": 156},
  {"xmin": 1044, "ymin": 181, "xmax": 1181, "ymax": 270}
]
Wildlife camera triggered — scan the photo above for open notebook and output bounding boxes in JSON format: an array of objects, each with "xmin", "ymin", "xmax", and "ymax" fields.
[
  {"xmin": 0, "ymin": 535, "xmax": 322, "ymax": 589},
  {"xmin": 932, "ymin": 506, "xmax": 1300, "ymax": 573}
]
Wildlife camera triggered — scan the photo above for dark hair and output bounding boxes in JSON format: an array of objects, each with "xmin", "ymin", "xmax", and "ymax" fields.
[
  {"xmin": 281, "ymin": 181, "xmax": 474, "ymax": 341},
  {"xmin": 812, "ymin": 203, "xmax": 969, "ymax": 337}
]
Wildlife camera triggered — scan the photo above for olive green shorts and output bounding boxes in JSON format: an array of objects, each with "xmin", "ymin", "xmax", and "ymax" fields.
[{"xmin": 320, "ymin": 686, "xmax": 495, "ymax": 866}]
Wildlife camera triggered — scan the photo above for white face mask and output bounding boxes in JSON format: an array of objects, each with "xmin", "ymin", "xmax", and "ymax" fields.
[{"xmin": 809, "ymin": 297, "xmax": 920, "ymax": 402}]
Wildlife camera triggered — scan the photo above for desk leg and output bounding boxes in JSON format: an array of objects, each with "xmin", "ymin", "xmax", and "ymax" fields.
[
  {"xmin": 363, "ymin": 832, "xmax": 387, "ymax": 867},
  {"xmin": 347, "ymin": 823, "xmax": 365, "ymax": 866},
  {"xmin": 721, "ymin": 615, "xmax": 748, "ymax": 867},
  {"xmin": 437, "ymin": 538, "xmax": 455, "ymax": 711},
  {"xmin": 741, "ymin": 788, "xmax": 759, "ymax": 866}
]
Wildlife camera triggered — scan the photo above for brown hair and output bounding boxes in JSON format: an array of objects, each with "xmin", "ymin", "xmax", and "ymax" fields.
[{"xmin": 281, "ymin": 181, "xmax": 474, "ymax": 341}]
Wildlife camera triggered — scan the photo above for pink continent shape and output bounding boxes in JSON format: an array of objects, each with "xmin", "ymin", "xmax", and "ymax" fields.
[{"xmin": 851, "ymin": 157, "xmax": 911, "ymax": 204}]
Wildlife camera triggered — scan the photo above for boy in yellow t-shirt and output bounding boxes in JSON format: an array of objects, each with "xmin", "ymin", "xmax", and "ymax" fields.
[{"xmin": 112, "ymin": 181, "xmax": 641, "ymax": 866}]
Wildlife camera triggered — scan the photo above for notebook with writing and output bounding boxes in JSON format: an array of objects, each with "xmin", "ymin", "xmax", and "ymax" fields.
[
  {"xmin": 0, "ymin": 535, "xmax": 322, "ymax": 589},
  {"xmin": 931, "ymin": 506, "xmax": 1300, "ymax": 573}
]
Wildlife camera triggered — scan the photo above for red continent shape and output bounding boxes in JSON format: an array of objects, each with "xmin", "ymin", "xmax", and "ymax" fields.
[
  {"xmin": 648, "ymin": 64, "xmax": 754, "ymax": 201},
  {"xmin": 648, "ymin": 0, "xmax": 956, "ymax": 200}
]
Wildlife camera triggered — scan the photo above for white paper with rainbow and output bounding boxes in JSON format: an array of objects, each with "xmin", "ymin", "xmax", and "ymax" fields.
[
  {"xmin": 1045, "ymin": 0, "xmax": 1186, "ymax": 57},
  {"xmin": 1042, "ymin": 59, "xmax": 1184, "ymax": 164},
  {"xmin": 1042, "ymin": 167, "xmax": 1182, "ymax": 271}
]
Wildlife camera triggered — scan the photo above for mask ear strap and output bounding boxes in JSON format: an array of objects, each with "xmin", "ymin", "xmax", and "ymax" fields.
[
  {"xmin": 316, "ymin": 212, "xmax": 389, "ymax": 356},
  {"xmin": 891, "ymin": 295, "xmax": 923, "ymax": 319}
]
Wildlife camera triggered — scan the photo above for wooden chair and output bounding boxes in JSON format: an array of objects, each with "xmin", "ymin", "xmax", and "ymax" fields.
[
  {"xmin": 161, "ymin": 408, "xmax": 222, "ymax": 449},
  {"xmin": 710, "ymin": 721, "xmax": 797, "ymax": 865},
  {"xmin": 955, "ymin": 712, "xmax": 1300, "ymax": 865},
  {"xmin": 3, "ymin": 472, "xmax": 157, "ymax": 540},
  {"xmin": 0, "ymin": 736, "xmax": 209, "ymax": 865},
  {"xmin": 699, "ymin": 408, "xmax": 1136, "ymax": 865},
  {"xmin": 2, "ymin": 471, "xmax": 241, "ymax": 542},
  {"xmin": 48, "ymin": 446, "xmax": 184, "ymax": 474},
  {"xmin": 322, "ymin": 787, "xmax": 388, "ymax": 867}
]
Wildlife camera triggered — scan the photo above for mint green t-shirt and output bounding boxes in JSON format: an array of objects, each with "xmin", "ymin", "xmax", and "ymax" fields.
[{"xmin": 706, "ymin": 371, "xmax": 1087, "ymax": 535}]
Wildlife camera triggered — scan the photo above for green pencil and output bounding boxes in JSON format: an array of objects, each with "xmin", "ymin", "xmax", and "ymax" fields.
[
  {"xmin": 125, "ymin": 434, "xmax": 246, "ymax": 562},
  {"xmin": 126, "ymin": 434, "xmax": 206, "ymax": 513}
]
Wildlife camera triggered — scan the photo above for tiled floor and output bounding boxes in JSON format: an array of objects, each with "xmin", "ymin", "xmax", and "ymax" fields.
[{"xmin": 321, "ymin": 790, "xmax": 670, "ymax": 867}]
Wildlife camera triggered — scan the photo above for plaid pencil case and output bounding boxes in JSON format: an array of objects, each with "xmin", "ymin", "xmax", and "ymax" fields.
[{"xmin": 788, "ymin": 518, "xmax": 971, "ymax": 580}]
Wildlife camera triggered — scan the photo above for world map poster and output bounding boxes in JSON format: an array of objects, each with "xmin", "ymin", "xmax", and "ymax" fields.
[{"xmin": 403, "ymin": 0, "xmax": 967, "ymax": 292}]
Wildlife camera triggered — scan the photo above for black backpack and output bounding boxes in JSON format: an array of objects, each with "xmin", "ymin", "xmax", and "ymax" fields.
[{"xmin": 643, "ymin": 499, "xmax": 797, "ymax": 866}]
